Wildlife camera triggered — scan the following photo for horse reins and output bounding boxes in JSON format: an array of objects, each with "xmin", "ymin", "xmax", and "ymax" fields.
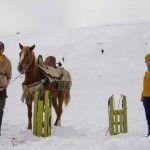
[{"xmin": 9, "ymin": 73, "xmax": 22, "ymax": 85}]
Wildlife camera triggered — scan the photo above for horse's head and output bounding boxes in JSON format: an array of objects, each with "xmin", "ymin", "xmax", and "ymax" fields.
[{"xmin": 18, "ymin": 43, "xmax": 36, "ymax": 74}]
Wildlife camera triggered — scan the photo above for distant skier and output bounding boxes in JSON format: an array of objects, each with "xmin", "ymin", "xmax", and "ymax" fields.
[
  {"xmin": 62, "ymin": 57, "xmax": 65, "ymax": 62},
  {"xmin": 141, "ymin": 53, "xmax": 150, "ymax": 137},
  {"xmin": 101, "ymin": 49, "xmax": 104, "ymax": 54}
]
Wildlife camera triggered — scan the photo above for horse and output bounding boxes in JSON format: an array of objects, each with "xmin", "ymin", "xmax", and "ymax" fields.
[{"xmin": 17, "ymin": 43, "xmax": 71, "ymax": 129}]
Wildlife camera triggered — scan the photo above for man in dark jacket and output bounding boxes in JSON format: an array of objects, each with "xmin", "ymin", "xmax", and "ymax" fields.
[{"xmin": 0, "ymin": 41, "xmax": 12, "ymax": 135}]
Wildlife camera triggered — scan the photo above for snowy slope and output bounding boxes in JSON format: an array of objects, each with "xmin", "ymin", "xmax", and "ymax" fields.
[{"xmin": 0, "ymin": 23, "xmax": 150, "ymax": 149}]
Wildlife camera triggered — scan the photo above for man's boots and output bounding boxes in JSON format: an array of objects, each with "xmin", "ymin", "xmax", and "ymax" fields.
[{"xmin": 0, "ymin": 111, "xmax": 3, "ymax": 135}]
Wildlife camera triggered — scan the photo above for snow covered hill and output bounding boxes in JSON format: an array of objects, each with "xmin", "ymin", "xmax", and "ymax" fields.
[{"xmin": 1, "ymin": 23, "xmax": 150, "ymax": 149}]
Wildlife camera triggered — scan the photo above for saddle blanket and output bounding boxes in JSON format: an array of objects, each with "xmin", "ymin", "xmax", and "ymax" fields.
[{"xmin": 37, "ymin": 55, "xmax": 72, "ymax": 86}]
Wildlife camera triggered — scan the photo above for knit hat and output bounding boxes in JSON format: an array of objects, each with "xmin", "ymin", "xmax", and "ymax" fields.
[
  {"xmin": 145, "ymin": 53, "xmax": 150, "ymax": 62},
  {"xmin": 0, "ymin": 41, "xmax": 4, "ymax": 50}
]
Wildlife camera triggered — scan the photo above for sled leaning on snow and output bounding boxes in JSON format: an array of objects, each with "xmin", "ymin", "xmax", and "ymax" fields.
[
  {"xmin": 33, "ymin": 90, "xmax": 52, "ymax": 137},
  {"xmin": 108, "ymin": 95, "xmax": 128, "ymax": 135}
]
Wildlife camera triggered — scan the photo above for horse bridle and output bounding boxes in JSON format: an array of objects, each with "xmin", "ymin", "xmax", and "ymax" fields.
[{"xmin": 18, "ymin": 51, "xmax": 35, "ymax": 74}]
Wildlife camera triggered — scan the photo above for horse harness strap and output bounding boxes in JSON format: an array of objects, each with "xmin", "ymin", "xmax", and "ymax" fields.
[
  {"xmin": 0, "ymin": 72, "xmax": 6, "ymax": 77},
  {"xmin": 23, "ymin": 79, "xmax": 46, "ymax": 92},
  {"xmin": 21, "ymin": 79, "xmax": 46, "ymax": 104}
]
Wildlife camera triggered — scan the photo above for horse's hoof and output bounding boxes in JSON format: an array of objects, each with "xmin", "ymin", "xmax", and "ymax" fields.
[
  {"xmin": 28, "ymin": 125, "xmax": 32, "ymax": 130},
  {"xmin": 57, "ymin": 120, "xmax": 61, "ymax": 126},
  {"xmin": 54, "ymin": 120, "xmax": 61, "ymax": 126}
]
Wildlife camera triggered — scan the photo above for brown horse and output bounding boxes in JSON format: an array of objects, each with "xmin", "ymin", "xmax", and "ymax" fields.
[{"xmin": 17, "ymin": 43, "xmax": 71, "ymax": 129}]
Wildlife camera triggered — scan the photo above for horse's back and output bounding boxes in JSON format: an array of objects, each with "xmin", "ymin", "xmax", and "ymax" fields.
[{"xmin": 40, "ymin": 55, "xmax": 72, "ymax": 90}]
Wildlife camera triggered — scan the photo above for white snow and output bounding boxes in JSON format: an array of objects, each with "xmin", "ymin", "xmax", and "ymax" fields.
[{"xmin": 0, "ymin": 23, "xmax": 150, "ymax": 149}]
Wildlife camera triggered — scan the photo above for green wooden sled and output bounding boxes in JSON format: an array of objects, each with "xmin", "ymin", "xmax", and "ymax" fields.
[
  {"xmin": 108, "ymin": 95, "xmax": 128, "ymax": 135},
  {"xmin": 33, "ymin": 90, "xmax": 52, "ymax": 137}
]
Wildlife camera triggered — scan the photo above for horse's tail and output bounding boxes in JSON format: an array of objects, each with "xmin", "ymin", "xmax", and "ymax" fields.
[{"xmin": 64, "ymin": 90, "xmax": 71, "ymax": 106}]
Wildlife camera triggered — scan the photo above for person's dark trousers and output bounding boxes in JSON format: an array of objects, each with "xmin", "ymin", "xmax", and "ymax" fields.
[
  {"xmin": 0, "ymin": 89, "xmax": 7, "ymax": 135},
  {"xmin": 143, "ymin": 97, "xmax": 150, "ymax": 136}
]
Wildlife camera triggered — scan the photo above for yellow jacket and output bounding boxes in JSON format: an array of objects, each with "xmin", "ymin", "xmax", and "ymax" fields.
[{"xmin": 142, "ymin": 71, "xmax": 150, "ymax": 97}]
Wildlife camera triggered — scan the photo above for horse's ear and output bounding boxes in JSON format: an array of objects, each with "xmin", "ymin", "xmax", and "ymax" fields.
[
  {"xmin": 30, "ymin": 45, "xmax": 35, "ymax": 51},
  {"xmin": 19, "ymin": 43, "xmax": 23, "ymax": 50}
]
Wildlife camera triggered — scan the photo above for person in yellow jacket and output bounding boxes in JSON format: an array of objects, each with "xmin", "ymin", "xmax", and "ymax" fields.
[
  {"xmin": 141, "ymin": 53, "xmax": 150, "ymax": 137},
  {"xmin": 0, "ymin": 41, "xmax": 12, "ymax": 135}
]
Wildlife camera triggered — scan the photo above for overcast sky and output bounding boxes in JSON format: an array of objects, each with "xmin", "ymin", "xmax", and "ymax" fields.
[{"xmin": 0, "ymin": 0, "xmax": 150, "ymax": 34}]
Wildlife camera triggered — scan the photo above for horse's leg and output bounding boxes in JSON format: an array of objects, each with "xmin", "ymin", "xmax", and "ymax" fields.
[
  {"xmin": 52, "ymin": 97, "xmax": 58, "ymax": 116},
  {"xmin": 54, "ymin": 92, "xmax": 64, "ymax": 126},
  {"xmin": 27, "ymin": 103, "xmax": 32, "ymax": 129}
]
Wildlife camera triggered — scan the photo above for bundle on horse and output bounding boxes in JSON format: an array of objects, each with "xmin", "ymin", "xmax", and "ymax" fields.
[{"xmin": 17, "ymin": 43, "xmax": 71, "ymax": 129}]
